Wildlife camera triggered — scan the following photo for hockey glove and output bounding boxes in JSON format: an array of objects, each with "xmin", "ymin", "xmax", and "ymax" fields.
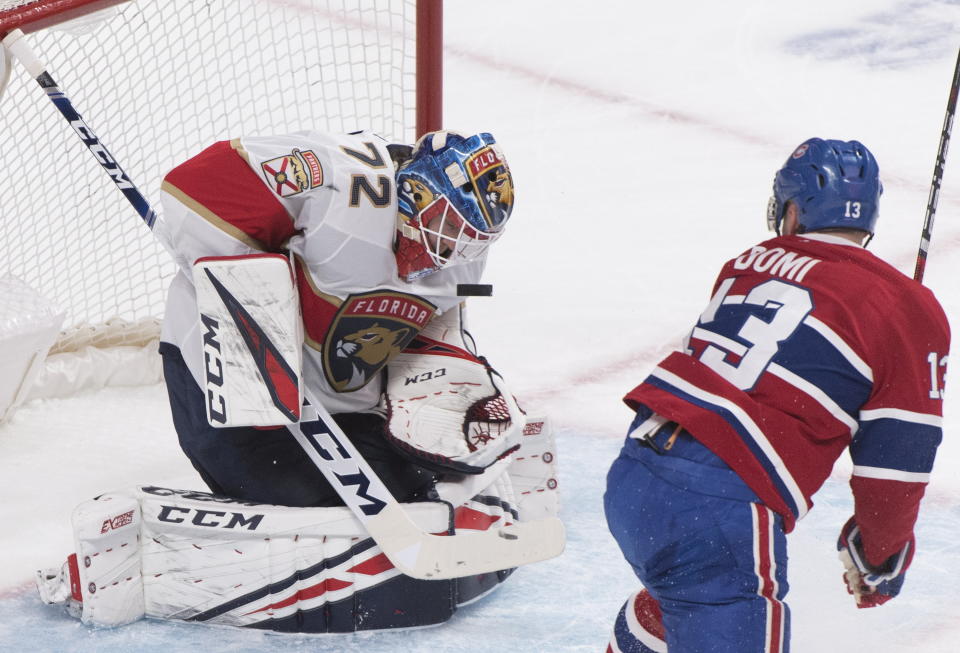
[
  {"xmin": 383, "ymin": 336, "xmax": 523, "ymax": 474},
  {"xmin": 837, "ymin": 517, "xmax": 912, "ymax": 608}
]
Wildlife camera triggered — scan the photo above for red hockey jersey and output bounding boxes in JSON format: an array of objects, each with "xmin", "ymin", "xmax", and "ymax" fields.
[{"xmin": 625, "ymin": 233, "xmax": 949, "ymax": 567}]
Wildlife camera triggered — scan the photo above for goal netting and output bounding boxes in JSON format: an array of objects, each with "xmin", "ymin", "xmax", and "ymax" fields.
[{"xmin": 0, "ymin": 0, "xmax": 438, "ymax": 399}]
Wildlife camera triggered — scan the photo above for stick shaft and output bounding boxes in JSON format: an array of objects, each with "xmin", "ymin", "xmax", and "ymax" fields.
[
  {"xmin": 914, "ymin": 47, "xmax": 960, "ymax": 283},
  {"xmin": 36, "ymin": 71, "xmax": 157, "ymax": 227},
  {"xmin": 3, "ymin": 29, "xmax": 156, "ymax": 228}
]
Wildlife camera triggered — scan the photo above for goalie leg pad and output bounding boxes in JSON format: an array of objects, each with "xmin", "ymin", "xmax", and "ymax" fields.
[
  {"xmin": 507, "ymin": 415, "xmax": 560, "ymax": 520},
  {"xmin": 40, "ymin": 492, "xmax": 146, "ymax": 627},
  {"xmin": 38, "ymin": 486, "xmax": 518, "ymax": 633}
]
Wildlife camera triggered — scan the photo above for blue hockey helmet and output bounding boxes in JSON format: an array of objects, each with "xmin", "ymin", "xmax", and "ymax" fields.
[
  {"xmin": 395, "ymin": 131, "xmax": 514, "ymax": 281},
  {"xmin": 767, "ymin": 138, "xmax": 882, "ymax": 236}
]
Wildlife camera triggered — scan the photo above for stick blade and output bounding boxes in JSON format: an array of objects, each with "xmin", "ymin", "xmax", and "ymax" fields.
[{"xmin": 369, "ymin": 504, "xmax": 566, "ymax": 580}]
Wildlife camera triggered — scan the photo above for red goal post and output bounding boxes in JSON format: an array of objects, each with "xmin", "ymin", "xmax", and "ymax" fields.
[{"xmin": 0, "ymin": 0, "xmax": 441, "ymax": 363}]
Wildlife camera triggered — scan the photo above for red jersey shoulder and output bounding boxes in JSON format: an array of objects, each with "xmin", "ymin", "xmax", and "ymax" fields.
[
  {"xmin": 720, "ymin": 237, "xmax": 946, "ymax": 327},
  {"xmin": 164, "ymin": 140, "xmax": 250, "ymax": 190},
  {"xmin": 162, "ymin": 140, "xmax": 295, "ymax": 251},
  {"xmin": 715, "ymin": 235, "xmax": 948, "ymax": 373}
]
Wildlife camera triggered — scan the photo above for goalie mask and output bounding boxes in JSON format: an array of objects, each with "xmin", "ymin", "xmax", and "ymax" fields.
[{"xmin": 395, "ymin": 131, "xmax": 514, "ymax": 281}]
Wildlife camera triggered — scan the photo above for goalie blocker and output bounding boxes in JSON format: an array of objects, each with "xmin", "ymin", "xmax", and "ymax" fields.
[
  {"xmin": 192, "ymin": 254, "xmax": 302, "ymax": 427},
  {"xmin": 36, "ymin": 415, "xmax": 560, "ymax": 633}
]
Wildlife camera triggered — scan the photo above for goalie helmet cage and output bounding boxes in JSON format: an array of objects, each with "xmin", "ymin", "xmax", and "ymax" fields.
[{"xmin": 0, "ymin": 0, "xmax": 442, "ymax": 354}]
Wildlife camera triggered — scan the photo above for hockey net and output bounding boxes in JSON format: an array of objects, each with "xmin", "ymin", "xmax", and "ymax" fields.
[{"xmin": 0, "ymin": 0, "xmax": 439, "ymax": 399}]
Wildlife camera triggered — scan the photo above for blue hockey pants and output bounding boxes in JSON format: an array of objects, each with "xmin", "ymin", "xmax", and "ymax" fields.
[{"xmin": 604, "ymin": 421, "xmax": 790, "ymax": 652}]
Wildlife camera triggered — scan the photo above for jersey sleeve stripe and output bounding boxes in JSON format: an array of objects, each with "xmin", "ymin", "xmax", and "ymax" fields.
[
  {"xmin": 768, "ymin": 363, "xmax": 859, "ymax": 434},
  {"xmin": 649, "ymin": 366, "xmax": 809, "ymax": 520},
  {"xmin": 292, "ymin": 256, "xmax": 342, "ymax": 350},
  {"xmin": 803, "ymin": 315, "xmax": 873, "ymax": 382},
  {"xmin": 860, "ymin": 407, "xmax": 942, "ymax": 427},
  {"xmin": 850, "ymin": 418, "xmax": 940, "ymax": 473},
  {"xmin": 160, "ymin": 181, "xmax": 270, "ymax": 251},
  {"xmin": 162, "ymin": 140, "xmax": 296, "ymax": 251},
  {"xmin": 852, "ymin": 465, "xmax": 931, "ymax": 483}
]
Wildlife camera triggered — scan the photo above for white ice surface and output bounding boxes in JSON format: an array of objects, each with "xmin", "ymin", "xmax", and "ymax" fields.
[{"xmin": 4, "ymin": 1, "xmax": 960, "ymax": 651}]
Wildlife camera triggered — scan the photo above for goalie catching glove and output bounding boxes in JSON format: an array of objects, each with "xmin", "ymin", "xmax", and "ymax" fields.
[
  {"xmin": 383, "ymin": 319, "xmax": 523, "ymax": 474},
  {"xmin": 837, "ymin": 517, "xmax": 912, "ymax": 608}
]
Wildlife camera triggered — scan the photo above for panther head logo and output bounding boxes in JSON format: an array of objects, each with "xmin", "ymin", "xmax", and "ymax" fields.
[
  {"xmin": 323, "ymin": 291, "xmax": 435, "ymax": 393},
  {"xmin": 485, "ymin": 170, "xmax": 514, "ymax": 219},
  {"xmin": 401, "ymin": 177, "xmax": 436, "ymax": 213},
  {"xmin": 332, "ymin": 323, "xmax": 411, "ymax": 391}
]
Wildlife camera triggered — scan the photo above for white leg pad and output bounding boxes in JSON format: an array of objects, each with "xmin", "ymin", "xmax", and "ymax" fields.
[
  {"xmin": 43, "ymin": 486, "xmax": 454, "ymax": 628},
  {"xmin": 507, "ymin": 415, "xmax": 560, "ymax": 519},
  {"xmin": 72, "ymin": 492, "xmax": 145, "ymax": 626},
  {"xmin": 431, "ymin": 413, "xmax": 560, "ymax": 521}
]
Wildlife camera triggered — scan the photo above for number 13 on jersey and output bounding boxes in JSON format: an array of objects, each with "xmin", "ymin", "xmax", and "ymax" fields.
[
  {"xmin": 928, "ymin": 352, "xmax": 948, "ymax": 399},
  {"xmin": 691, "ymin": 278, "xmax": 813, "ymax": 391}
]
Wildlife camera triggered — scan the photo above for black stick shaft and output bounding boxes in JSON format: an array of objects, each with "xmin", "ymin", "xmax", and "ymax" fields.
[
  {"xmin": 914, "ymin": 47, "xmax": 960, "ymax": 283},
  {"xmin": 35, "ymin": 70, "xmax": 157, "ymax": 229}
]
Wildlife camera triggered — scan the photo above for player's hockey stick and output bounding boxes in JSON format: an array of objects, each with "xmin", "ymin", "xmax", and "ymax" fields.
[
  {"xmin": 3, "ymin": 28, "xmax": 564, "ymax": 580},
  {"xmin": 913, "ymin": 46, "xmax": 960, "ymax": 283},
  {"xmin": 2, "ymin": 28, "xmax": 157, "ymax": 229}
]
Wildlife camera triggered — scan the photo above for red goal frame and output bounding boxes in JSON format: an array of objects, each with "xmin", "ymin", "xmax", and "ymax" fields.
[{"xmin": 1, "ymin": 0, "xmax": 443, "ymax": 136}]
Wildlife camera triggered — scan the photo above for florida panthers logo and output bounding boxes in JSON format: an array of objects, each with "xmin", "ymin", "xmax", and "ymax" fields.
[
  {"xmin": 467, "ymin": 145, "xmax": 513, "ymax": 229},
  {"xmin": 324, "ymin": 291, "xmax": 436, "ymax": 392},
  {"xmin": 333, "ymin": 323, "xmax": 410, "ymax": 391},
  {"xmin": 485, "ymin": 169, "xmax": 513, "ymax": 218},
  {"xmin": 400, "ymin": 177, "xmax": 436, "ymax": 213}
]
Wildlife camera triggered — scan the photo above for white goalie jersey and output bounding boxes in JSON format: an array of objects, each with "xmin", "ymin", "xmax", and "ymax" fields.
[
  {"xmin": 155, "ymin": 130, "xmax": 487, "ymax": 414},
  {"xmin": 36, "ymin": 131, "xmax": 567, "ymax": 634}
]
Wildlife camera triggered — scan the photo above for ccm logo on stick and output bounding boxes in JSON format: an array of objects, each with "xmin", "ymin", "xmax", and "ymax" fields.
[
  {"xmin": 68, "ymin": 118, "xmax": 134, "ymax": 190},
  {"xmin": 156, "ymin": 506, "xmax": 265, "ymax": 530},
  {"xmin": 201, "ymin": 313, "xmax": 227, "ymax": 424}
]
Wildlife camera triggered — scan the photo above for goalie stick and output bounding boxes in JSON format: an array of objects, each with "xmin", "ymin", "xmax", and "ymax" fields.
[
  {"xmin": 1, "ymin": 27, "xmax": 564, "ymax": 580},
  {"xmin": 2, "ymin": 28, "xmax": 157, "ymax": 230},
  {"xmin": 914, "ymin": 46, "xmax": 960, "ymax": 283},
  {"xmin": 289, "ymin": 389, "xmax": 564, "ymax": 579}
]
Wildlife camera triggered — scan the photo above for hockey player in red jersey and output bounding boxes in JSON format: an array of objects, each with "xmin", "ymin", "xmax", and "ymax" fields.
[
  {"xmin": 604, "ymin": 138, "xmax": 949, "ymax": 652},
  {"xmin": 36, "ymin": 130, "xmax": 563, "ymax": 633}
]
